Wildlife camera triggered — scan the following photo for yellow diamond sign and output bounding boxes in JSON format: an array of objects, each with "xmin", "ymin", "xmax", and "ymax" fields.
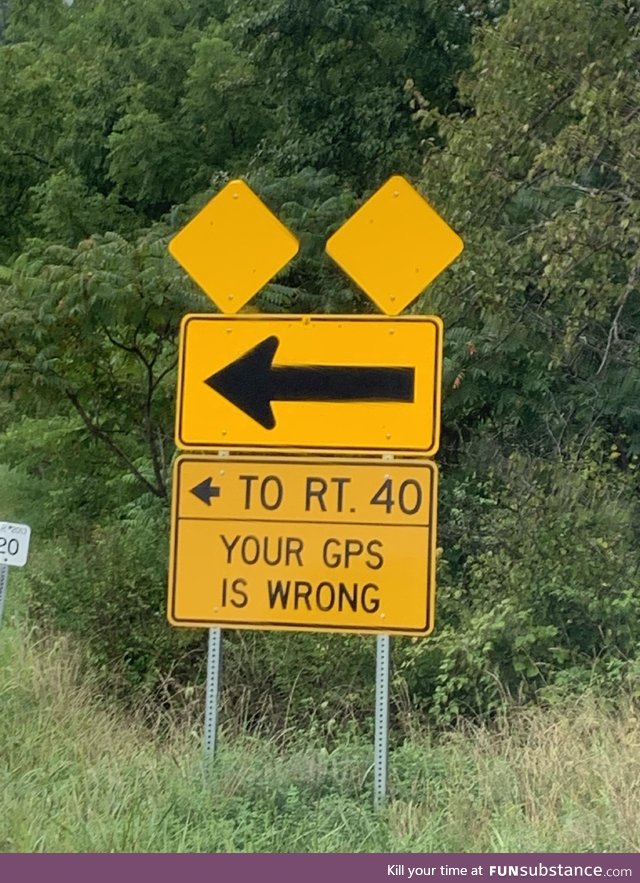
[
  {"xmin": 168, "ymin": 179, "xmax": 299, "ymax": 314},
  {"xmin": 326, "ymin": 175, "xmax": 463, "ymax": 316}
]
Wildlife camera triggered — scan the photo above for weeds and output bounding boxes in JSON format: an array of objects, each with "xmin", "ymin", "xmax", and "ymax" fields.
[{"xmin": 1, "ymin": 617, "xmax": 639, "ymax": 852}]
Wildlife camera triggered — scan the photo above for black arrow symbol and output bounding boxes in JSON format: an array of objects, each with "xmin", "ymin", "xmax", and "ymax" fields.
[
  {"xmin": 190, "ymin": 477, "xmax": 221, "ymax": 506},
  {"xmin": 204, "ymin": 335, "xmax": 415, "ymax": 430}
]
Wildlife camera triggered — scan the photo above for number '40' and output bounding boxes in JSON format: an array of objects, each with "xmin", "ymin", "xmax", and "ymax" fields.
[{"xmin": 370, "ymin": 478, "xmax": 422, "ymax": 515}]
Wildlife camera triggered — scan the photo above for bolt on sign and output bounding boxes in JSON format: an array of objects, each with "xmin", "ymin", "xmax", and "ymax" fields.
[
  {"xmin": 169, "ymin": 454, "xmax": 438, "ymax": 636},
  {"xmin": 175, "ymin": 314, "xmax": 443, "ymax": 456}
]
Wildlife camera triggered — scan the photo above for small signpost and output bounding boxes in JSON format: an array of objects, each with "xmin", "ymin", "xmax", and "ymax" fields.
[
  {"xmin": 167, "ymin": 174, "xmax": 463, "ymax": 807},
  {"xmin": 0, "ymin": 521, "xmax": 31, "ymax": 631}
]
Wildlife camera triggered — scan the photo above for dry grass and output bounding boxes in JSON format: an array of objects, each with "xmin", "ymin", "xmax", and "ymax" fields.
[
  {"xmin": 388, "ymin": 697, "xmax": 640, "ymax": 852},
  {"xmin": 1, "ymin": 619, "xmax": 640, "ymax": 852}
]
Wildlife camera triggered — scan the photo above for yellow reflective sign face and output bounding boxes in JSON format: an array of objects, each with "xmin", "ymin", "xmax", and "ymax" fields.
[
  {"xmin": 326, "ymin": 176, "xmax": 463, "ymax": 316},
  {"xmin": 168, "ymin": 454, "xmax": 438, "ymax": 635},
  {"xmin": 168, "ymin": 180, "xmax": 299, "ymax": 313},
  {"xmin": 176, "ymin": 314, "xmax": 443, "ymax": 455}
]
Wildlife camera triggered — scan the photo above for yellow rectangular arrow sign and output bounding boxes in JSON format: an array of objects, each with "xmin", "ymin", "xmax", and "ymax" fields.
[
  {"xmin": 175, "ymin": 315, "xmax": 443, "ymax": 455},
  {"xmin": 168, "ymin": 454, "xmax": 438, "ymax": 635}
]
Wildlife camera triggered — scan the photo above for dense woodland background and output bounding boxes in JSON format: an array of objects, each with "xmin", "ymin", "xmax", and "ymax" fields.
[{"xmin": 0, "ymin": 0, "xmax": 639, "ymax": 733}]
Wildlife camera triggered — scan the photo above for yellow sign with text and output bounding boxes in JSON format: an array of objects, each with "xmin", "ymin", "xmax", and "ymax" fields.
[
  {"xmin": 168, "ymin": 454, "xmax": 438, "ymax": 635},
  {"xmin": 175, "ymin": 314, "xmax": 443, "ymax": 456}
]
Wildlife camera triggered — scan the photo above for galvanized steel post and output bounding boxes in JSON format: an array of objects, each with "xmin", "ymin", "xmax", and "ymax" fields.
[
  {"xmin": 203, "ymin": 627, "xmax": 222, "ymax": 758},
  {"xmin": 0, "ymin": 564, "xmax": 8, "ymax": 631},
  {"xmin": 374, "ymin": 633, "xmax": 391, "ymax": 807}
]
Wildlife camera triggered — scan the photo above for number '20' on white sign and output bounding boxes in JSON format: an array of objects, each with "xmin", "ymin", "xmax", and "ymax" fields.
[{"xmin": 0, "ymin": 522, "xmax": 31, "ymax": 567}]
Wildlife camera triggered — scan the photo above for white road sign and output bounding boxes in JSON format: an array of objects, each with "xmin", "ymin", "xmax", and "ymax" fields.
[{"xmin": 0, "ymin": 521, "xmax": 31, "ymax": 567}]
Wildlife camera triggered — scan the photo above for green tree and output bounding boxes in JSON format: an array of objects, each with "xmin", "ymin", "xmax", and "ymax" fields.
[
  {"xmin": 0, "ymin": 228, "xmax": 202, "ymax": 500},
  {"xmin": 3, "ymin": 0, "xmax": 69, "ymax": 43},
  {"xmin": 0, "ymin": 0, "xmax": 269, "ymax": 253},
  {"xmin": 415, "ymin": 0, "xmax": 640, "ymax": 463},
  {"xmin": 394, "ymin": 0, "xmax": 640, "ymax": 720},
  {"xmin": 0, "ymin": 41, "xmax": 72, "ymax": 258},
  {"xmin": 229, "ymin": 0, "xmax": 484, "ymax": 190}
]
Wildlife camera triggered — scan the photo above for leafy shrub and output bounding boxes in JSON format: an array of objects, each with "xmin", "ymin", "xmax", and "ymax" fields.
[
  {"xmin": 396, "ymin": 442, "xmax": 640, "ymax": 723},
  {"xmin": 23, "ymin": 503, "xmax": 203, "ymax": 696}
]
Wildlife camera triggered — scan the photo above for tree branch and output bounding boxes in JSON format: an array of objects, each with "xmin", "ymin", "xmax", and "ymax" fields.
[
  {"xmin": 143, "ymin": 361, "xmax": 167, "ymax": 499},
  {"xmin": 65, "ymin": 390, "xmax": 164, "ymax": 498},
  {"xmin": 595, "ymin": 265, "xmax": 639, "ymax": 376}
]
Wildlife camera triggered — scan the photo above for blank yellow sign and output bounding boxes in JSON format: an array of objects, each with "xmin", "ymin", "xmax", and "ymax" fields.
[
  {"xmin": 175, "ymin": 314, "xmax": 443, "ymax": 455},
  {"xmin": 168, "ymin": 180, "xmax": 299, "ymax": 313},
  {"xmin": 168, "ymin": 454, "xmax": 438, "ymax": 635},
  {"xmin": 326, "ymin": 175, "xmax": 463, "ymax": 316}
]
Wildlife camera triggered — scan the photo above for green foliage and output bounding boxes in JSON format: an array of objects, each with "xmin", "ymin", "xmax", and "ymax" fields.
[
  {"xmin": 0, "ymin": 40, "xmax": 71, "ymax": 258},
  {"xmin": 397, "ymin": 445, "xmax": 640, "ymax": 722},
  {"xmin": 417, "ymin": 0, "xmax": 640, "ymax": 461},
  {"xmin": 31, "ymin": 171, "xmax": 140, "ymax": 245},
  {"xmin": 3, "ymin": 0, "xmax": 68, "ymax": 44},
  {"xmin": 0, "ymin": 416, "xmax": 125, "ymax": 534},
  {"xmin": 0, "ymin": 228, "xmax": 200, "ymax": 499},
  {"xmin": 0, "ymin": 0, "xmax": 494, "ymax": 255},
  {"xmin": 180, "ymin": 24, "xmax": 272, "ymax": 174},
  {"xmin": 249, "ymin": 167, "xmax": 363, "ymax": 313},
  {"xmin": 0, "ymin": 0, "xmax": 270, "ymax": 252},
  {"xmin": 229, "ymin": 0, "xmax": 480, "ymax": 189},
  {"xmin": 23, "ymin": 502, "xmax": 204, "ymax": 695}
]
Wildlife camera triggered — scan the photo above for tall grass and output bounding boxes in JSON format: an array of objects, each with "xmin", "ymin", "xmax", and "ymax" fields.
[{"xmin": 1, "ymin": 614, "xmax": 639, "ymax": 853}]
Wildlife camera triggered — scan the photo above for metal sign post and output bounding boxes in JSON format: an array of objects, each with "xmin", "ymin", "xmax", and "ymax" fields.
[
  {"xmin": 374, "ymin": 634, "xmax": 391, "ymax": 808},
  {"xmin": 203, "ymin": 627, "xmax": 222, "ymax": 758},
  {"xmin": 0, "ymin": 564, "xmax": 8, "ymax": 631}
]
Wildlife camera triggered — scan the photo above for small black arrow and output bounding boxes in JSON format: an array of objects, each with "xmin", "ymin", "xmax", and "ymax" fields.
[
  {"xmin": 204, "ymin": 336, "xmax": 415, "ymax": 430},
  {"xmin": 190, "ymin": 477, "xmax": 221, "ymax": 506}
]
